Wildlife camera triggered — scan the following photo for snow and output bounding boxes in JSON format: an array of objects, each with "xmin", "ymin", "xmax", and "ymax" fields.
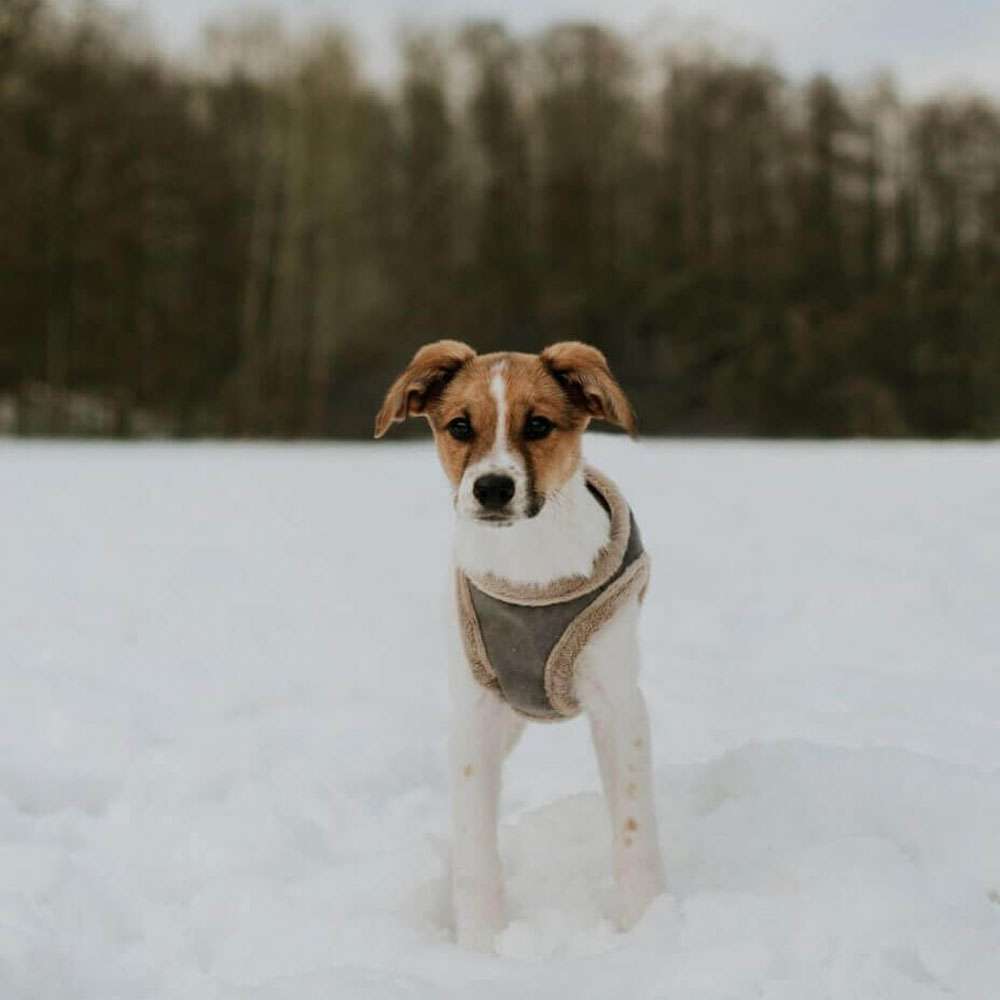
[{"xmin": 1, "ymin": 438, "xmax": 999, "ymax": 999}]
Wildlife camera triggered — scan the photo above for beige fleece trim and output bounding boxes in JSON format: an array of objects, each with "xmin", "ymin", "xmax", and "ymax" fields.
[
  {"xmin": 544, "ymin": 552, "xmax": 651, "ymax": 718},
  {"xmin": 463, "ymin": 465, "xmax": 630, "ymax": 607},
  {"xmin": 455, "ymin": 570, "xmax": 498, "ymax": 691}
]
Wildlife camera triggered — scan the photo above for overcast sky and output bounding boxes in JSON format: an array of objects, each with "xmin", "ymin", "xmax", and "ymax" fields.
[{"xmin": 102, "ymin": 0, "xmax": 1000, "ymax": 96}]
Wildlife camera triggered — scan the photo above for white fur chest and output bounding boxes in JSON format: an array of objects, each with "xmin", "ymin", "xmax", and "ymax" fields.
[{"xmin": 452, "ymin": 467, "xmax": 609, "ymax": 587}]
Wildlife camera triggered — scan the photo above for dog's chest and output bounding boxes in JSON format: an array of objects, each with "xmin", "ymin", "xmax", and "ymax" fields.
[{"xmin": 455, "ymin": 468, "xmax": 649, "ymax": 721}]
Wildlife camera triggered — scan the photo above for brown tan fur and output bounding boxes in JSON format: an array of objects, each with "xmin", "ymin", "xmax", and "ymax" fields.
[{"xmin": 374, "ymin": 341, "xmax": 636, "ymax": 504}]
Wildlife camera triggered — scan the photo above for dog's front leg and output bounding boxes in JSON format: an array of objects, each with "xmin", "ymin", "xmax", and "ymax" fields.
[
  {"xmin": 578, "ymin": 602, "xmax": 666, "ymax": 930},
  {"xmin": 448, "ymin": 651, "xmax": 518, "ymax": 951}
]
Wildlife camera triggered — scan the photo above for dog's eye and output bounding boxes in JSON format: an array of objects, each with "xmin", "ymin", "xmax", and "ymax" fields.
[
  {"xmin": 524, "ymin": 415, "xmax": 554, "ymax": 441},
  {"xmin": 446, "ymin": 417, "xmax": 473, "ymax": 442}
]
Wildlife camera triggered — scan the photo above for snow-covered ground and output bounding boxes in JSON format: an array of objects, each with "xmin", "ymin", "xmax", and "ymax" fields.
[{"xmin": 2, "ymin": 439, "xmax": 999, "ymax": 999}]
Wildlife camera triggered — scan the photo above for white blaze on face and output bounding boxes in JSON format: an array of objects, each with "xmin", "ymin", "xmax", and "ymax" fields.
[
  {"xmin": 456, "ymin": 361, "xmax": 528, "ymax": 519},
  {"xmin": 489, "ymin": 364, "xmax": 510, "ymax": 465}
]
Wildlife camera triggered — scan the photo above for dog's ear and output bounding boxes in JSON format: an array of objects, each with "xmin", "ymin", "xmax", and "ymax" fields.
[
  {"xmin": 540, "ymin": 341, "xmax": 637, "ymax": 437},
  {"xmin": 374, "ymin": 340, "xmax": 477, "ymax": 438}
]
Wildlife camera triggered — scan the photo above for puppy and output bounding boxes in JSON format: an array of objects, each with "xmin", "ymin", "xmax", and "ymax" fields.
[{"xmin": 375, "ymin": 341, "xmax": 665, "ymax": 950}]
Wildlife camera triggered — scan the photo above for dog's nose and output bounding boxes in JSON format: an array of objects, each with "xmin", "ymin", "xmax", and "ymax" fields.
[{"xmin": 473, "ymin": 473, "xmax": 515, "ymax": 511}]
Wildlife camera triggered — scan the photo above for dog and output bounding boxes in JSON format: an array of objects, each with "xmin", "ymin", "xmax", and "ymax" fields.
[{"xmin": 375, "ymin": 340, "xmax": 665, "ymax": 951}]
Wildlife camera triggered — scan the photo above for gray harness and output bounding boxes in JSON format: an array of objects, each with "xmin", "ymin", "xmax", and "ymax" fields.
[{"xmin": 456, "ymin": 467, "xmax": 649, "ymax": 721}]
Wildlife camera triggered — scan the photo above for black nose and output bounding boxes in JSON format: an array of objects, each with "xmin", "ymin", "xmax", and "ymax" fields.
[{"xmin": 473, "ymin": 473, "xmax": 515, "ymax": 510}]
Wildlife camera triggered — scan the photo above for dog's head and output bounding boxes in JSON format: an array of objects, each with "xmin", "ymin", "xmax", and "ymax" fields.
[{"xmin": 374, "ymin": 341, "xmax": 635, "ymax": 525}]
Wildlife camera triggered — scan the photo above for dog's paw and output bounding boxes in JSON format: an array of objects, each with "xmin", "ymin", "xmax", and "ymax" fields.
[
  {"xmin": 455, "ymin": 921, "xmax": 502, "ymax": 953},
  {"xmin": 453, "ymin": 887, "xmax": 505, "ymax": 953},
  {"xmin": 614, "ymin": 860, "xmax": 666, "ymax": 931}
]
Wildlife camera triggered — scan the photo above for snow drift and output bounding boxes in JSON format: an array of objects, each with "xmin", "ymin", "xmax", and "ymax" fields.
[{"xmin": 1, "ymin": 439, "xmax": 998, "ymax": 999}]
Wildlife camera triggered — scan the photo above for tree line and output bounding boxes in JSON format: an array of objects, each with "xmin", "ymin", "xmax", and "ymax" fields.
[{"xmin": 1, "ymin": 0, "xmax": 998, "ymax": 437}]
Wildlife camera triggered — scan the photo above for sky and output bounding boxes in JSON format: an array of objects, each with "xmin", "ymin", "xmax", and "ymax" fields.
[{"xmin": 101, "ymin": 0, "xmax": 1000, "ymax": 96}]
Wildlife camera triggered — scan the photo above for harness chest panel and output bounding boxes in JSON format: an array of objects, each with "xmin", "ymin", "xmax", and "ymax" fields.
[{"xmin": 456, "ymin": 468, "xmax": 649, "ymax": 721}]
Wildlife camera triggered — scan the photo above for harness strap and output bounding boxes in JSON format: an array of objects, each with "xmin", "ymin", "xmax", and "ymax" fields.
[{"xmin": 455, "ymin": 468, "xmax": 649, "ymax": 721}]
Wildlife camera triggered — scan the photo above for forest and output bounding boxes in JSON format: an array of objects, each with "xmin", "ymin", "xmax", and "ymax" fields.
[{"xmin": 1, "ymin": 0, "xmax": 998, "ymax": 438}]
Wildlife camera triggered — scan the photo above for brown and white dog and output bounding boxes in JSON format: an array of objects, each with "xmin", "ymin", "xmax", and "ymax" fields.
[{"xmin": 375, "ymin": 340, "xmax": 665, "ymax": 951}]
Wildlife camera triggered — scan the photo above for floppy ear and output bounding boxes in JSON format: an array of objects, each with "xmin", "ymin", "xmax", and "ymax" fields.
[
  {"xmin": 374, "ymin": 340, "xmax": 476, "ymax": 438},
  {"xmin": 540, "ymin": 341, "xmax": 637, "ymax": 437}
]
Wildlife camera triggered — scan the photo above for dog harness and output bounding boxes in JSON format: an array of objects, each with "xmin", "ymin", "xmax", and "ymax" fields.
[{"xmin": 456, "ymin": 467, "xmax": 650, "ymax": 721}]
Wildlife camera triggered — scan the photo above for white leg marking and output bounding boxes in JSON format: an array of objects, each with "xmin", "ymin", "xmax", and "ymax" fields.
[
  {"xmin": 577, "ymin": 599, "xmax": 666, "ymax": 930},
  {"xmin": 448, "ymin": 630, "xmax": 520, "ymax": 951}
]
